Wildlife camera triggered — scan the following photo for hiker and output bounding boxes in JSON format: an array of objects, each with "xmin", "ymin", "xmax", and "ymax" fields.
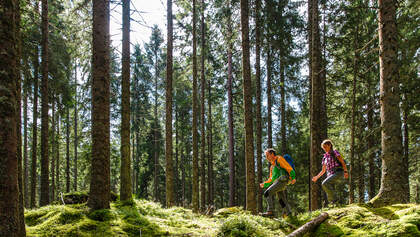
[
  {"xmin": 312, "ymin": 139, "xmax": 348, "ymax": 206},
  {"xmin": 260, "ymin": 148, "xmax": 296, "ymax": 217}
]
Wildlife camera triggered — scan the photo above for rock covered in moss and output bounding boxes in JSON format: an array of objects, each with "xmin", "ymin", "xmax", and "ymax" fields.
[{"xmin": 62, "ymin": 191, "xmax": 89, "ymax": 204}]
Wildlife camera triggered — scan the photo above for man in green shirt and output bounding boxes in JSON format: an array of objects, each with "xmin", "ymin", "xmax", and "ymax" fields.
[{"xmin": 260, "ymin": 148, "xmax": 296, "ymax": 217}]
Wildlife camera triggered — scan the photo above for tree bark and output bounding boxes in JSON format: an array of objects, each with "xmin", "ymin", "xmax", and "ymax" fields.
[
  {"xmin": 175, "ymin": 104, "xmax": 179, "ymax": 205},
  {"xmin": 66, "ymin": 108, "xmax": 70, "ymax": 193},
  {"xmin": 74, "ymin": 66, "xmax": 78, "ymax": 192},
  {"xmin": 200, "ymin": 0, "xmax": 207, "ymax": 210},
  {"xmin": 207, "ymin": 71, "xmax": 214, "ymax": 206},
  {"xmin": 40, "ymin": 0, "xmax": 50, "ymax": 207},
  {"xmin": 88, "ymin": 0, "xmax": 111, "ymax": 210},
  {"xmin": 287, "ymin": 212, "xmax": 329, "ymax": 237},
  {"xmin": 367, "ymin": 92, "xmax": 375, "ymax": 200},
  {"xmin": 349, "ymin": 27, "xmax": 359, "ymax": 204},
  {"xmin": 134, "ymin": 131, "xmax": 139, "ymax": 195},
  {"xmin": 165, "ymin": 0, "xmax": 175, "ymax": 207},
  {"xmin": 131, "ymin": 133, "xmax": 135, "ymax": 194},
  {"xmin": 23, "ymin": 61, "xmax": 29, "ymax": 208},
  {"xmin": 266, "ymin": 45, "xmax": 273, "ymax": 148},
  {"xmin": 153, "ymin": 35, "xmax": 159, "ymax": 203},
  {"xmin": 192, "ymin": 0, "xmax": 199, "ymax": 213},
  {"xmin": 357, "ymin": 115, "xmax": 365, "ymax": 203},
  {"xmin": 55, "ymin": 101, "xmax": 61, "ymax": 197},
  {"xmin": 254, "ymin": 0, "xmax": 263, "ymax": 213},
  {"xmin": 370, "ymin": 0, "xmax": 406, "ymax": 207},
  {"xmin": 280, "ymin": 61, "xmax": 286, "ymax": 154},
  {"xmin": 120, "ymin": 0, "xmax": 132, "ymax": 202},
  {"xmin": 309, "ymin": 0, "xmax": 326, "ymax": 210},
  {"xmin": 51, "ymin": 98, "xmax": 55, "ymax": 201},
  {"xmin": 402, "ymin": 95, "xmax": 410, "ymax": 200},
  {"xmin": 15, "ymin": 3, "xmax": 26, "ymax": 233},
  {"xmin": 307, "ymin": 0, "xmax": 312, "ymax": 211},
  {"xmin": 0, "ymin": 0, "xmax": 21, "ymax": 233},
  {"xmin": 182, "ymin": 144, "xmax": 186, "ymax": 207},
  {"xmin": 30, "ymin": 0, "xmax": 40, "ymax": 210},
  {"xmin": 227, "ymin": 2, "xmax": 236, "ymax": 207},
  {"xmin": 240, "ymin": 0, "xmax": 257, "ymax": 214}
]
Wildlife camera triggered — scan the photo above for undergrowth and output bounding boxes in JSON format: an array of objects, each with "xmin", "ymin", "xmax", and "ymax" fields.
[{"xmin": 25, "ymin": 198, "xmax": 420, "ymax": 237}]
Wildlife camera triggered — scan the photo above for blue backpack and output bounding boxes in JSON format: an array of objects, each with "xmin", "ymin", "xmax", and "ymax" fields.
[
  {"xmin": 283, "ymin": 154, "xmax": 296, "ymax": 173},
  {"xmin": 274, "ymin": 154, "xmax": 296, "ymax": 177}
]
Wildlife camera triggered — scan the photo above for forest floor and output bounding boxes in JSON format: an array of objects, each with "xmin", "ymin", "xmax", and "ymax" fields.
[{"xmin": 25, "ymin": 194, "xmax": 420, "ymax": 236}]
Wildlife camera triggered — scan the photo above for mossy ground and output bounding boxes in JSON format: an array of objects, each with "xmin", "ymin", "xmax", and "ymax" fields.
[{"xmin": 25, "ymin": 199, "xmax": 420, "ymax": 237}]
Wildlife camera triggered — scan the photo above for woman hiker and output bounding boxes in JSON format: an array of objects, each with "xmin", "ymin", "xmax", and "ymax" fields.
[
  {"xmin": 260, "ymin": 148, "xmax": 296, "ymax": 217},
  {"xmin": 312, "ymin": 139, "xmax": 349, "ymax": 206}
]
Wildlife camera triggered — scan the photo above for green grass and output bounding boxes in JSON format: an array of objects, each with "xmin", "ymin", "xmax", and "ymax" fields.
[{"xmin": 25, "ymin": 199, "xmax": 420, "ymax": 237}]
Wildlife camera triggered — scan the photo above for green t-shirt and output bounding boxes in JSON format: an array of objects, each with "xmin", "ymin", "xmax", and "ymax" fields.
[{"xmin": 263, "ymin": 157, "xmax": 296, "ymax": 188}]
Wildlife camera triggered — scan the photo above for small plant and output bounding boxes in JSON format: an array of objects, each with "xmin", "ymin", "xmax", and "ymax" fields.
[{"xmin": 217, "ymin": 214, "xmax": 263, "ymax": 237}]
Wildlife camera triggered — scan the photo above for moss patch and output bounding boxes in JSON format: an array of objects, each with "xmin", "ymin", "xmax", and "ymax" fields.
[
  {"xmin": 25, "ymin": 200, "xmax": 420, "ymax": 237},
  {"xmin": 309, "ymin": 204, "xmax": 420, "ymax": 237}
]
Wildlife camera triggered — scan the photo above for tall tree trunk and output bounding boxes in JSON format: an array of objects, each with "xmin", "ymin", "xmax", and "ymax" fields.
[
  {"xmin": 367, "ymin": 92, "xmax": 375, "ymax": 200},
  {"xmin": 30, "ymin": 0, "xmax": 40, "ymax": 209},
  {"xmin": 132, "ymin": 132, "xmax": 136, "ymax": 195},
  {"xmin": 280, "ymin": 61, "xmax": 286, "ymax": 154},
  {"xmin": 120, "ymin": 0, "xmax": 132, "ymax": 202},
  {"xmin": 175, "ymin": 106, "xmax": 179, "ymax": 205},
  {"xmin": 266, "ymin": 45, "xmax": 273, "ymax": 148},
  {"xmin": 51, "ymin": 99, "xmax": 56, "ymax": 201},
  {"xmin": 309, "ymin": 0, "xmax": 326, "ymax": 210},
  {"xmin": 40, "ymin": 0, "xmax": 50, "ymax": 207},
  {"xmin": 88, "ymin": 0, "xmax": 111, "ymax": 210},
  {"xmin": 254, "ymin": 0, "xmax": 263, "ymax": 213},
  {"xmin": 307, "ymin": 0, "xmax": 313, "ymax": 212},
  {"xmin": 200, "ymin": 0, "xmax": 206, "ymax": 210},
  {"xmin": 154, "ymin": 51, "xmax": 159, "ymax": 203},
  {"xmin": 207, "ymin": 74, "xmax": 214, "ymax": 206},
  {"xmin": 370, "ymin": 0, "xmax": 406, "ymax": 207},
  {"xmin": 349, "ymin": 27, "xmax": 359, "ymax": 204},
  {"xmin": 357, "ymin": 116, "xmax": 365, "ymax": 203},
  {"xmin": 66, "ymin": 108, "xmax": 70, "ymax": 193},
  {"xmin": 227, "ymin": 3, "xmax": 236, "ymax": 207},
  {"xmin": 55, "ymin": 101, "xmax": 61, "ymax": 197},
  {"xmin": 192, "ymin": 0, "xmax": 199, "ymax": 213},
  {"xmin": 23, "ymin": 63, "xmax": 29, "ymax": 208},
  {"xmin": 240, "ymin": 0, "xmax": 257, "ymax": 214},
  {"xmin": 135, "ymin": 131, "xmax": 140, "ymax": 195},
  {"xmin": 15, "ymin": 3, "xmax": 26, "ymax": 234},
  {"xmin": 165, "ymin": 0, "xmax": 175, "ymax": 207},
  {"xmin": 131, "ymin": 135, "xmax": 134, "ymax": 194},
  {"xmin": 74, "ymin": 66, "xmax": 78, "ymax": 192},
  {"xmin": 402, "ymin": 95, "xmax": 410, "ymax": 199},
  {"xmin": 0, "ymin": 0, "xmax": 21, "ymax": 233},
  {"xmin": 182, "ymin": 144, "xmax": 186, "ymax": 207},
  {"xmin": 417, "ymin": 153, "xmax": 420, "ymax": 203}
]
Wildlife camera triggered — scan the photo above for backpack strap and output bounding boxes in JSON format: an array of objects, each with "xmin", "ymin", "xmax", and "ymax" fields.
[
  {"xmin": 331, "ymin": 151, "xmax": 343, "ymax": 167},
  {"xmin": 275, "ymin": 157, "xmax": 289, "ymax": 177}
]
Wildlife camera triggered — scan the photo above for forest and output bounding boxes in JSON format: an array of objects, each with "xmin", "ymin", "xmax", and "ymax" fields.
[{"xmin": 0, "ymin": 0, "xmax": 419, "ymax": 236}]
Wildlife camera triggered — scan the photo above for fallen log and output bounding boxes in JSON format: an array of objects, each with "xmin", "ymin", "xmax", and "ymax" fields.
[{"xmin": 287, "ymin": 212, "xmax": 329, "ymax": 237}]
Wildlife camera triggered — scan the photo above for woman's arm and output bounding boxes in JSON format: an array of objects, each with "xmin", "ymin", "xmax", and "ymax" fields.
[
  {"xmin": 312, "ymin": 164, "xmax": 326, "ymax": 182},
  {"xmin": 337, "ymin": 155, "xmax": 349, "ymax": 178}
]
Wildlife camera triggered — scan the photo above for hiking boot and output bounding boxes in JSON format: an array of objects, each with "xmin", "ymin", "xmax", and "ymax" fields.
[{"xmin": 260, "ymin": 211, "xmax": 274, "ymax": 217}]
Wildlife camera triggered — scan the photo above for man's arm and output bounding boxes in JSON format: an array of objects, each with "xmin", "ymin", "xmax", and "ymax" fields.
[{"xmin": 262, "ymin": 166, "xmax": 273, "ymax": 188}]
